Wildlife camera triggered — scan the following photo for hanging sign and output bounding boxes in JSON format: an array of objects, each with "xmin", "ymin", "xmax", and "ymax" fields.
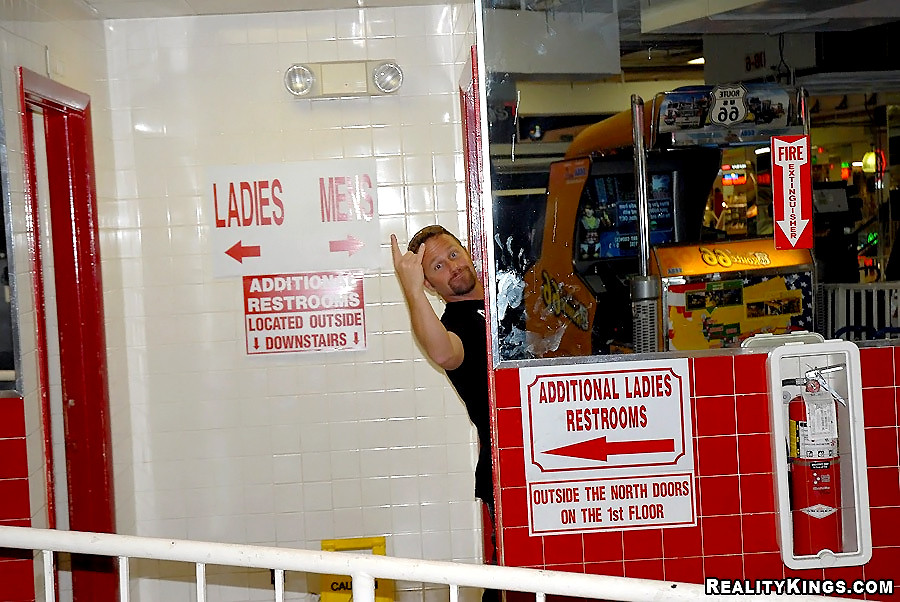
[
  {"xmin": 519, "ymin": 358, "xmax": 696, "ymax": 535},
  {"xmin": 771, "ymin": 135, "xmax": 813, "ymax": 250},
  {"xmin": 243, "ymin": 271, "xmax": 366, "ymax": 355},
  {"xmin": 207, "ymin": 159, "xmax": 379, "ymax": 278}
]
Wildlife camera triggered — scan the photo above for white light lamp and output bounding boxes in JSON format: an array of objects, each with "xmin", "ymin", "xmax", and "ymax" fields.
[
  {"xmin": 369, "ymin": 61, "xmax": 403, "ymax": 94},
  {"xmin": 284, "ymin": 64, "xmax": 317, "ymax": 97}
]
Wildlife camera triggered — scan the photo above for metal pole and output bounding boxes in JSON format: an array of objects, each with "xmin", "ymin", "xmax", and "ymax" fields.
[
  {"xmin": 632, "ymin": 95, "xmax": 650, "ymax": 277},
  {"xmin": 630, "ymin": 94, "xmax": 660, "ymax": 353}
]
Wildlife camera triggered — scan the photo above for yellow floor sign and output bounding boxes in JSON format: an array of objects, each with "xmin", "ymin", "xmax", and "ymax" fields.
[{"xmin": 320, "ymin": 536, "xmax": 394, "ymax": 602}]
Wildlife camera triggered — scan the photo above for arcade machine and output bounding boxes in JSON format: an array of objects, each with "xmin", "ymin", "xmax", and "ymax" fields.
[
  {"xmin": 519, "ymin": 83, "xmax": 813, "ymax": 357},
  {"xmin": 650, "ymin": 238, "xmax": 814, "ymax": 350}
]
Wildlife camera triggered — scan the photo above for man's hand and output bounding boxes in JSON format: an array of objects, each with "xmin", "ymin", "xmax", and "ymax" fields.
[
  {"xmin": 391, "ymin": 233, "xmax": 427, "ymax": 299},
  {"xmin": 390, "ymin": 233, "xmax": 464, "ymax": 370}
]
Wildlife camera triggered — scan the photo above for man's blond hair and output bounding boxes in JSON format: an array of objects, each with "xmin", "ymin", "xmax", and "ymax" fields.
[{"xmin": 407, "ymin": 225, "xmax": 463, "ymax": 253}]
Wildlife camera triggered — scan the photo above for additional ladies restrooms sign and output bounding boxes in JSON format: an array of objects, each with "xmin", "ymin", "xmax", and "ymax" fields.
[{"xmin": 519, "ymin": 358, "xmax": 696, "ymax": 535}]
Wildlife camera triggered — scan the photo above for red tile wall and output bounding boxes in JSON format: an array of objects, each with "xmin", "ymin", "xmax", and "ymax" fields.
[
  {"xmin": 0, "ymin": 397, "xmax": 35, "ymax": 602},
  {"xmin": 493, "ymin": 348, "xmax": 900, "ymax": 600}
]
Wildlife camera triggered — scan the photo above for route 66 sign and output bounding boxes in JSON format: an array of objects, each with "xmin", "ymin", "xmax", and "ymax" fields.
[{"xmin": 709, "ymin": 84, "xmax": 748, "ymax": 126}]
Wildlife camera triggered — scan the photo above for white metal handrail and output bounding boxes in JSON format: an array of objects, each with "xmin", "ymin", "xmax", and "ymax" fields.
[{"xmin": 0, "ymin": 525, "xmax": 845, "ymax": 602}]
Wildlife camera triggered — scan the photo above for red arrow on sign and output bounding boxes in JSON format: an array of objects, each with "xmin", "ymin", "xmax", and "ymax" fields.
[
  {"xmin": 226, "ymin": 241, "xmax": 261, "ymax": 263},
  {"xmin": 329, "ymin": 235, "xmax": 364, "ymax": 256},
  {"xmin": 544, "ymin": 436, "xmax": 675, "ymax": 462}
]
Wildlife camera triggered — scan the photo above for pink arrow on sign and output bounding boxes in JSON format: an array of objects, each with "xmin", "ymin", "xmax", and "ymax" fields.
[
  {"xmin": 543, "ymin": 436, "xmax": 675, "ymax": 462},
  {"xmin": 329, "ymin": 235, "xmax": 365, "ymax": 256},
  {"xmin": 226, "ymin": 241, "xmax": 261, "ymax": 263}
]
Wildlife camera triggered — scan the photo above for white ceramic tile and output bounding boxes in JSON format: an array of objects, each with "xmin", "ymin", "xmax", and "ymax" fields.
[
  {"xmin": 275, "ymin": 511, "xmax": 306, "ymax": 543},
  {"xmin": 8, "ymin": 8, "xmax": 483, "ymax": 595},
  {"xmin": 406, "ymin": 184, "xmax": 436, "ymax": 213},
  {"xmin": 336, "ymin": 38, "xmax": 367, "ymax": 61},
  {"xmin": 273, "ymin": 482, "xmax": 304, "ymax": 513},
  {"xmin": 393, "ymin": 6, "xmax": 429, "ymax": 38},
  {"xmin": 402, "ymin": 155, "xmax": 434, "ymax": 184},
  {"xmin": 362, "ymin": 503, "xmax": 393, "ymax": 535},
  {"xmin": 333, "ymin": 507, "xmax": 366, "ymax": 537},
  {"xmin": 330, "ymin": 449, "xmax": 362, "ymax": 479},
  {"xmin": 366, "ymin": 37, "xmax": 398, "ymax": 61},
  {"xmin": 308, "ymin": 39, "xmax": 339, "ymax": 62},
  {"xmin": 306, "ymin": 10, "xmax": 337, "ymax": 41},
  {"xmin": 275, "ymin": 12, "xmax": 307, "ymax": 43},
  {"xmin": 366, "ymin": 7, "xmax": 396, "ymax": 38},
  {"xmin": 396, "ymin": 36, "xmax": 448, "ymax": 67},
  {"xmin": 390, "ymin": 532, "xmax": 424, "ymax": 559},
  {"xmin": 342, "ymin": 127, "xmax": 374, "ymax": 157},
  {"xmin": 400, "ymin": 125, "xmax": 437, "ymax": 155},
  {"xmin": 373, "ymin": 126, "xmax": 403, "ymax": 156},
  {"xmin": 303, "ymin": 509, "xmax": 336, "ymax": 540},
  {"xmin": 245, "ymin": 15, "xmax": 279, "ymax": 44},
  {"xmin": 331, "ymin": 478, "xmax": 363, "ymax": 509},
  {"xmin": 244, "ymin": 484, "xmax": 276, "ymax": 515},
  {"xmin": 421, "ymin": 530, "xmax": 453, "ymax": 559}
]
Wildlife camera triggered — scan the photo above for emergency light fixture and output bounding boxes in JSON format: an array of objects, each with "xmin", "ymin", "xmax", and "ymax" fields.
[{"xmin": 283, "ymin": 60, "xmax": 403, "ymax": 99}]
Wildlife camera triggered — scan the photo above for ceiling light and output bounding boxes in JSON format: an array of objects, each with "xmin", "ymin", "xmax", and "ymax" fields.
[
  {"xmin": 862, "ymin": 150, "xmax": 884, "ymax": 174},
  {"xmin": 284, "ymin": 64, "xmax": 315, "ymax": 97},
  {"xmin": 687, "ymin": 57, "xmax": 705, "ymax": 65},
  {"xmin": 371, "ymin": 62, "xmax": 403, "ymax": 94}
]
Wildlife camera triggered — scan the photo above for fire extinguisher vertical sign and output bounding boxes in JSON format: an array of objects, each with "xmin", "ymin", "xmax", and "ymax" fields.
[{"xmin": 771, "ymin": 135, "xmax": 813, "ymax": 250}]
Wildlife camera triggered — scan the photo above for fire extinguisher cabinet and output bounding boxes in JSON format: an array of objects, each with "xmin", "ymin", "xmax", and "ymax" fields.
[{"xmin": 767, "ymin": 339, "xmax": 872, "ymax": 569}]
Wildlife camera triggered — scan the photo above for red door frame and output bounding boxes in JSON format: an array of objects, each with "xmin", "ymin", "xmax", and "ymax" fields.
[
  {"xmin": 459, "ymin": 44, "xmax": 503, "ymax": 565},
  {"xmin": 18, "ymin": 67, "xmax": 117, "ymax": 600}
]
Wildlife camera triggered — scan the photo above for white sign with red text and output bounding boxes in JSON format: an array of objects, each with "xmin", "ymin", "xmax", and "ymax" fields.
[
  {"xmin": 519, "ymin": 359, "xmax": 695, "ymax": 535},
  {"xmin": 771, "ymin": 135, "xmax": 812, "ymax": 249},
  {"xmin": 207, "ymin": 160, "xmax": 379, "ymax": 278},
  {"xmin": 243, "ymin": 271, "xmax": 366, "ymax": 355}
]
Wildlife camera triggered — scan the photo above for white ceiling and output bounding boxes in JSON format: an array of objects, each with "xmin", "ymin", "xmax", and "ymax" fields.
[
  {"xmin": 79, "ymin": 0, "xmax": 900, "ymax": 92},
  {"xmin": 637, "ymin": 0, "xmax": 900, "ymax": 34},
  {"xmin": 78, "ymin": 0, "xmax": 900, "ymax": 29},
  {"xmin": 83, "ymin": 0, "xmax": 456, "ymax": 19}
]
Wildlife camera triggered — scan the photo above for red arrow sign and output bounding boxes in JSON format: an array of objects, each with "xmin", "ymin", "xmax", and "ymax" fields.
[
  {"xmin": 226, "ymin": 241, "xmax": 261, "ymax": 263},
  {"xmin": 771, "ymin": 135, "xmax": 812, "ymax": 249},
  {"xmin": 329, "ymin": 235, "xmax": 364, "ymax": 256},
  {"xmin": 544, "ymin": 436, "xmax": 675, "ymax": 462}
]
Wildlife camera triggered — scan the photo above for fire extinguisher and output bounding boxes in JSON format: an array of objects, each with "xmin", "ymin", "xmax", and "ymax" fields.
[{"xmin": 784, "ymin": 376, "xmax": 843, "ymax": 556}]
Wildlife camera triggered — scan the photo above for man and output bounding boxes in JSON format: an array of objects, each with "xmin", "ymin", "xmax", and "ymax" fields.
[{"xmin": 390, "ymin": 226, "xmax": 497, "ymax": 578}]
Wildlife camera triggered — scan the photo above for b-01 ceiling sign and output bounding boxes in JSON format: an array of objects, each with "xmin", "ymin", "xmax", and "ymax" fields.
[
  {"xmin": 518, "ymin": 358, "xmax": 696, "ymax": 535},
  {"xmin": 206, "ymin": 159, "xmax": 380, "ymax": 278}
]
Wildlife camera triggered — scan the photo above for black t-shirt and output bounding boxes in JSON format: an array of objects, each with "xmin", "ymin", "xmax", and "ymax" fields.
[{"xmin": 441, "ymin": 299, "xmax": 493, "ymax": 503}]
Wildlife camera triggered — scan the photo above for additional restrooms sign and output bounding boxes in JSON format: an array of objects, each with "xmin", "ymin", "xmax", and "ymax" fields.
[
  {"xmin": 771, "ymin": 135, "xmax": 812, "ymax": 250},
  {"xmin": 519, "ymin": 359, "xmax": 696, "ymax": 535},
  {"xmin": 243, "ymin": 271, "xmax": 365, "ymax": 355}
]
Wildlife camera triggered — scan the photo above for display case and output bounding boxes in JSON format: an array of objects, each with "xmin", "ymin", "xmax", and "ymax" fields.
[
  {"xmin": 650, "ymin": 238, "xmax": 815, "ymax": 350},
  {"xmin": 766, "ymin": 340, "xmax": 872, "ymax": 569}
]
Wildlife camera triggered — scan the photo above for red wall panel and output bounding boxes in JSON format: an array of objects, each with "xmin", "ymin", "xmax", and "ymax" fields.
[
  {"xmin": 0, "ymin": 397, "xmax": 35, "ymax": 602},
  {"xmin": 492, "ymin": 347, "xmax": 900, "ymax": 599}
]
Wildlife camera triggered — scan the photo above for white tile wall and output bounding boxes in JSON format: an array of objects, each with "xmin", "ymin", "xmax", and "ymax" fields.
[{"xmin": 6, "ymin": 2, "xmax": 483, "ymax": 601}]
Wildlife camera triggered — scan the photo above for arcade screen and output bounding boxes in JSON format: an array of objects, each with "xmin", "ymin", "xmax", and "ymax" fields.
[{"xmin": 577, "ymin": 173, "xmax": 675, "ymax": 260}]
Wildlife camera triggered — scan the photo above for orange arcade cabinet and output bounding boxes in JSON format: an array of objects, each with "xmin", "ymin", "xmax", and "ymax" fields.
[
  {"xmin": 520, "ymin": 83, "xmax": 807, "ymax": 358},
  {"xmin": 650, "ymin": 238, "xmax": 815, "ymax": 350}
]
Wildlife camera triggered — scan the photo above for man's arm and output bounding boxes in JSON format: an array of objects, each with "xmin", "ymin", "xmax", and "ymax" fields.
[{"xmin": 391, "ymin": 234, "xmax": 464, "ymax": 370}]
